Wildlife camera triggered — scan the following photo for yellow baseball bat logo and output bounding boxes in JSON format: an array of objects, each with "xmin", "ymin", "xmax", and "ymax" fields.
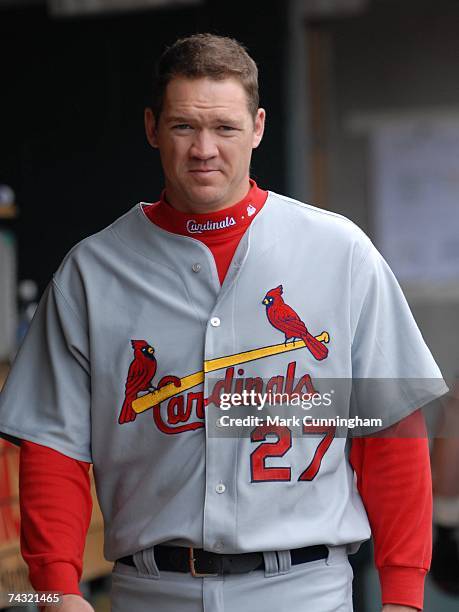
[{"xmin": 132, "ymin": 332, "xmax": 329, "ymax": 414}]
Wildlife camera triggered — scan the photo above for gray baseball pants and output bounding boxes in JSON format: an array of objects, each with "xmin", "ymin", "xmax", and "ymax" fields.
[{"xmin": 110, "ymin": 545, "xmax": 353, "ymax": 611}]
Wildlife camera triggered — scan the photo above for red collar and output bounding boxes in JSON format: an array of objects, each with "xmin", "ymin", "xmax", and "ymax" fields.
[{"xmin": 142, "ymin": 179, "xmax": 268, "ymax": 243}]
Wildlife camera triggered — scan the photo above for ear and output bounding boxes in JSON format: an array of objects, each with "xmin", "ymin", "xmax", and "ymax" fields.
[
  {"xmin": 144, "ymin": 107, "xmax": 159, "ymax": 148},
  {"xmin": 252, "ymin": 108, "xmax": 266, "ymax": 149}
]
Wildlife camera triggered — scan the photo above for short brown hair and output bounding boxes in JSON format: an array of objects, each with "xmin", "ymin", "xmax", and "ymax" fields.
[{"xmin": 152, "ymin": 33, "xmax": 259, "ymax": 120}]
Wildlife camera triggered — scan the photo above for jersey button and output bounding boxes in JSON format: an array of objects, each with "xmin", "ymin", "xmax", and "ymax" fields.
[
  {"xmin": 216, "ymin": 483, "xmax": 226, "ymax": 494},
  {"xmin": 192, "ymin": 263, "xmax": 201, "ymax": 273},
  {"xmin": 210, "ymin": 317, "xmax": 221, "ymax": 327},
  {"xmin": 214, "ymin": 541, "xmax": 224, "ymax": 551}
]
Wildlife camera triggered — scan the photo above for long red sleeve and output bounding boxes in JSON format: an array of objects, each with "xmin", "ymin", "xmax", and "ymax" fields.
[
  {"xmin": 19, "ymin": 441, "xmax": 92, "ymax": 595},
  {"xmin": 350, "ymin": 409, "xmax": 432, "ymax": 610}
]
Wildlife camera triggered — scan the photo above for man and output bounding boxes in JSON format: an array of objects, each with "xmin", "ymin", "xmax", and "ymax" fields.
[{"xmin": 0, "ymin": 34, "xmax": 448, "ymax": 611}]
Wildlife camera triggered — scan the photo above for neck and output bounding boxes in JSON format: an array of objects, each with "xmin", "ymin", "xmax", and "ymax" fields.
[{"xmin": 142, "ymin": 178, "xmax": 268, "ymax": 243}]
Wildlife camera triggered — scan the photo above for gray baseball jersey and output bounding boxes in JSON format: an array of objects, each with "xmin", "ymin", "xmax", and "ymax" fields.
[{"xmin": 0, "ymin": 191, "xmax": 447, "ymax": 564}]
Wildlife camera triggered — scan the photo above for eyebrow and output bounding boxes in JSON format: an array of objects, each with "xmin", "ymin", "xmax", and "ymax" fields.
[
  {"xmin": 165, "ymin": 115, "xmax": 242, "ymax": 125},
  {"xmin": 165, "ymin": 116, "xmax": 190, "ymax": 123}
]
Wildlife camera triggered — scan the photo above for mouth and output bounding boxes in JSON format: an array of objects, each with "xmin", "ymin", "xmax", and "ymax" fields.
[{"xmin": 189, "ymin": 168, "xmax": 220, "ymax": 174}]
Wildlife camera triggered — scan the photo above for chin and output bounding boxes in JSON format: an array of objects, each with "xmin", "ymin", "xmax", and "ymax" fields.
[{"xmin": 187, "ymin": 184, "xmax": 227, "ymax": 207}]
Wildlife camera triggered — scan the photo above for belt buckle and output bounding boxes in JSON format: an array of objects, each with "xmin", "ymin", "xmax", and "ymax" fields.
[{"xmin": 189, "ymin": 547, "xmax": 218, "ymax": 577}]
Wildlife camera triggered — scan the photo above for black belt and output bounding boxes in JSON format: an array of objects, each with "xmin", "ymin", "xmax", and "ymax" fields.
[{"xmin": 117, "ymin": 544, "xmax": 328, "ymax": 577}]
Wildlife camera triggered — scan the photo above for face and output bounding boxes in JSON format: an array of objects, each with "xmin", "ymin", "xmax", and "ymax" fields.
[{"xmin": 144, "ymin": 76, "xmax": 265, "ymax": 213}]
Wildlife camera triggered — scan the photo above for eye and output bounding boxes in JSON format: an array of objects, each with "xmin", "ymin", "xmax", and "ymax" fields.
[
  {"xmin": 173, "ymin": 124, "xmax": 193, "ymax": 130},
  {"xmin": 218, "ymin": 125, "xmax": 236, "ymax": 132}
]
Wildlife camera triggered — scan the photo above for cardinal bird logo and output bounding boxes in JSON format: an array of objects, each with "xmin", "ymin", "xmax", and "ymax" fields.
[
  {"xmin": 262, "ymin": 285, "xmax": 329, "ymax": 361},
  {"xmin": 118, "ymin": 340, "xmax": 157, "ymax": 424}
]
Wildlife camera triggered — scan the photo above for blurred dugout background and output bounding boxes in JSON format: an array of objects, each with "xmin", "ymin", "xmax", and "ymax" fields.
[{"xmin": 1, "ymin": 0, "xmax": 459, "ymax": 610}]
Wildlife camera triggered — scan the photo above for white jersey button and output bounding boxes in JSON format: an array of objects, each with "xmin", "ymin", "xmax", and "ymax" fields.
[
  {"xmin": 191, "ymin": 263, "xmax": 201, "ymax": 273},
  {"xmin": 216, "ymin": 483, "xmax": 226, "ymax": 494},
  {"xmin": 215, "ymin": 418, "xmax": 224, "ymax": 427},
  {"xmin": 214, "ymin": 541, "xmax": 224, "ymax": 551},
  {"xmin": 210, "ymin": 317, "xmax": 221, "ymax": 327}
]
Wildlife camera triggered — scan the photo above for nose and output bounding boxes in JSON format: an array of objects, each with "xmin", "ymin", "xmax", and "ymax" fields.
[{"xmin": 190, "ymin": 129, "xmax": 218, "ymax": 160}]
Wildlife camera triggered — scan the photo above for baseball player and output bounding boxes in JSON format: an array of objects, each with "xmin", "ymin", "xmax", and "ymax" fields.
[{"xmin": 0, "ymin": 34, "xmax": 448, "ymax": 612}]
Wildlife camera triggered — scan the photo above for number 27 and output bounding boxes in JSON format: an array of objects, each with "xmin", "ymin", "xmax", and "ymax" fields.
[{"xmin": 250, "ymin": 423, "xmax": 336, "ymax": 482}]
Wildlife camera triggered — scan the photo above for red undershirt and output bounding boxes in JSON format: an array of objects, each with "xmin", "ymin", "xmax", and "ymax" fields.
[{"xmin": 19, "ymin": 180, "xmax": 430, "ymax": 610}]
